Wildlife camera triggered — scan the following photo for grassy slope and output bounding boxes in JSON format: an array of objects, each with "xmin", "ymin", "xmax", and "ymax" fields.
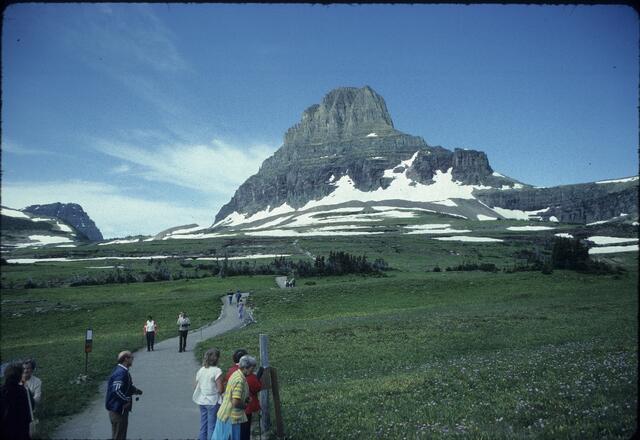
[
  {"xmin": 197, "ymin": 270, "xmax": 638, "ymax": 439},
  {"xmin": 1, "ymin": 223, "xmax": 637, "ymax": 439},
  {"xmin": 0, "ymin": 275, "xmax": 275, "ymax": 437}
]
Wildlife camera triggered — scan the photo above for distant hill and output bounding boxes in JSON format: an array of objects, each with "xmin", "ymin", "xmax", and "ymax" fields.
[
  {"xmin": 23, "ymin": 202, "xmax": 103, "ymax": 241},
  {"xmin": 1, "ymin": 203, "xmax": 103, "ymax": 250}
]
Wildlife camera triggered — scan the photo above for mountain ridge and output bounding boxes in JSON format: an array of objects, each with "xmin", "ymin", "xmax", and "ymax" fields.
[{"xmin": 215, "ymin": 86, "xmax": 530, "ymax": 224}]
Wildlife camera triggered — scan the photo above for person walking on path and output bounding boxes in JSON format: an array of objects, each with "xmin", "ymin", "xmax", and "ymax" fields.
[
  {"xmin": 143, "ymin": 316, "xmax": 158, "ymax": 352},
  {"xmin": 238, "ymin": 302, "xmax": 245, "ymax": 322},
  {"xmin": 212, "ymin": 355, "xmax": 257, "ymax": 440},
  {"xmin": 227, "ymin": 292, "xmax": 233, "ymax": 305},
  {"xmin": 193, "ymin": 348, "xmax": 224, "ymax": 440},
  {"xmin": 1, "ymin": 363, "xmax": 32, "ymax": 440},
  {"xmin": 177, "ymin": 312, "xmax": 191, "ymax": 352},
  {"xmin": 105, "ymin": 351, "xmax": 143, "ymax": 440},
  {"xmin": 20, "ymin": 359, "xmax": 42, "ymax": 407},
  {"xmin": 235, "ymin": 290, "xmax": 242, "ymax": 305}
]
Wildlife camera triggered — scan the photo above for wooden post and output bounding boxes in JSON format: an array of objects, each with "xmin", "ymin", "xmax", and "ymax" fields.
[
  {"xmin": 270, "ymin": 367, "xmax": 285, "ymax": 439},
  {"xmin": 259, "ymin": 334, "xmax": 271, "ymax": 434}
]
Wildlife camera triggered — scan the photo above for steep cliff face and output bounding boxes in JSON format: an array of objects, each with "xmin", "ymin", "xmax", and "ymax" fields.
[
  {"xmin": 215, "ymin": 86, "xmax": 517, "ymax": 223},
  {"xmin": 476, "ymin": 181, "xmax": 638, "ymax": 224},
  {"xmin": 23, "ymin": 202, "xmax": 103, "ymax": 241},
  {"xmin": 283, "ymin": 86, "xmax": 396, "ymax": 145}
]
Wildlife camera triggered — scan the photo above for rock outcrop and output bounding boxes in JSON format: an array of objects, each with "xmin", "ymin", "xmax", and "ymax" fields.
[
  {"xmin": 476, "ymin": 180, "xmax": 638, "ymax": 224},
  {"xmin": 23, "ymin": 203, "xmax": 103, "ymax": 241}
]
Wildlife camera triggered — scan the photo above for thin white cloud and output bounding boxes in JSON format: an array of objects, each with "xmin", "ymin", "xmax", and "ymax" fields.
[
  {"xmin": 111, "ymin": 163, "xmax": 132, "ymax": 174},
  {"xmin": 1, "ymin": 139, "xmax": 64, "ymax": 157},
  {"xmin": 1, "ymin": 180, "xmax": 216, "ymax": 239},
  {"xmin": 94, "ymin": 138, "xmax": 277, "ymax": 195},
  {"xmin": 60, "ymin": 5, "xmax": 191, "ymax": 120}
]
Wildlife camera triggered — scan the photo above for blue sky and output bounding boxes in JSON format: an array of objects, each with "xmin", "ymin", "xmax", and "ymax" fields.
[{"xmin": 2, "ymin": 4, "xmax": 637, "ymax": 238}]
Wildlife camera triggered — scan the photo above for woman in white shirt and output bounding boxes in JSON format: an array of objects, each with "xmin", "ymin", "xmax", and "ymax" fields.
[
  {"xmin": 193, "ymin": 348, "xmax": 224, "ymax": 440},
  {"xmin": 144, "ymin": 316, "xmax": 158, "ymax": 351}
]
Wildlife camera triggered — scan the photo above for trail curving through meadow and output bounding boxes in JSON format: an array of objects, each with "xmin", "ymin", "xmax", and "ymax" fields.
[{"xmin": 54, "ymin": 293, "xmax": 250, "ymax": 440}]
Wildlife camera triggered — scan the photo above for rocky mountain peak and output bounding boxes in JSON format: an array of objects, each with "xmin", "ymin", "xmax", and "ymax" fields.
[{"xmin": 284, "ymin": 85, "xmax": 396, "ymax": 145}]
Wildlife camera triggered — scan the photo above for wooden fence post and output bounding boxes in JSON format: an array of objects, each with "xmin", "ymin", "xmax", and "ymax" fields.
[
  {"xmin": 270, "ymin": 367, "xmax": 285, "ymax": 439},
  {"xmin": 259, "ymin": 334, "xmax": 271, "ymax": 434}
]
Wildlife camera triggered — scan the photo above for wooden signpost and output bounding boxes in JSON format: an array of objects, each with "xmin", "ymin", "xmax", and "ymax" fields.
[{"xmin": 84, "ymin": 328, "xmax": 93, "ymax": 374}]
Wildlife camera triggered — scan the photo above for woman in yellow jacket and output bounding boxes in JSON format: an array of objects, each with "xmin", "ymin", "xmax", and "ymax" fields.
[{"xmin": 211, "ymin": 355, "xmax": 257, "ymax": 440}]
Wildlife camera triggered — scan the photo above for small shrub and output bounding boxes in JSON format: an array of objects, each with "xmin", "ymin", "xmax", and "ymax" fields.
[
  {"xmin": 541, "ymin": 263, "xmax": 553, "ymax": 275},
  {"xmin": 433, "ymin": 266, "xmax": 441, "ymax": 272}
]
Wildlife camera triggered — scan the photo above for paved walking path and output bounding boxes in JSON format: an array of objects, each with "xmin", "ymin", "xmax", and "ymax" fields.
[{"xmin": 54, "ymin": 293, "xmax": 250, "ymax": 440}]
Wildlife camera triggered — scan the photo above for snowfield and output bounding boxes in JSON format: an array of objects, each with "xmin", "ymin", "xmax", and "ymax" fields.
[
  {"xmin": 195, "ymin": 254, "xmax": 291, "ymax": 261},
  {"xmin": 589, "ymin": 244, "xmax": 638, "ymax": 254},
  {"xmin": 7, "ymin": 255, "xmax": 173, "ymax": 264},
  {"xmin": 245, "ymin": 229, "xmax": 385, "ymax": 237},
  {"xmin": 1, "ymin": 207, "xmax": 30, "ymax": 219},
  {"xmin": 406, "ymin": 228, "xmax": 472, "ymax": 235},
  {"xmin": 99, "ymin": 238, "xmax": 141, "ymax": 246},
  {"xmin": 433, "ymin": 236, "xmax": 504, "ymax": 242},
  {"xmin": 166, "ymin": 232, "xmax": 237, "ymax": 240},
  {"xmin": 507, "ymin": 226, "xmax": 555, "ymax": 231},
  {"xmin": 166, "ymin": 225, "xmax": 206, "ymax": 236},
  {"xmin": 24, "ymin": 235, "xmax": 74, "ymax": 246},
  {"xmin": 595, "ymin": 176, "xmax": 639, "ymax": 185},
  {"xmin": 492, "ymin": 206, "xmax": 550, "ymax": 221},
  {"xmin": 586, "ymin": 236, "xmax": 638, "ymax": 245},
  {"xmin": 404, "ymin": 224, "xmax": 472, "ymax": 234}
]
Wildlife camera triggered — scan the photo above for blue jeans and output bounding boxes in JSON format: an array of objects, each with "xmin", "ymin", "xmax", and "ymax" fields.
[{"xmin": 199, "ymin": 404, "xmax": 219, "ymax": 440}]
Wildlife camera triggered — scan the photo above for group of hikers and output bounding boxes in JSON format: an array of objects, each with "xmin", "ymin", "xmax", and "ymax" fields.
[
  {"xmin": 106, "ymin": 347, "xmax": 262, "ymax": 440},
  {"xmin": 0, "ymin": 359, "xmax": 41, "ymax": 439},
  {"xmin": 2, "ymin": 292, "xmax": 255, "ymax": 440},
  {"xmin": 142, "ymin": 311, "xmax": 192, "ymax": 353},
  {"xmin": 227, "ymin": 290, "xmax": 248, "ymax": 322}
]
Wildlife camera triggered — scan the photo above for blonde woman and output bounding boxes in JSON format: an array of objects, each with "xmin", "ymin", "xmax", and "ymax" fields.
[{"xmin": 193, "ymin": 348, "xmax": 224, "ymax": 440}]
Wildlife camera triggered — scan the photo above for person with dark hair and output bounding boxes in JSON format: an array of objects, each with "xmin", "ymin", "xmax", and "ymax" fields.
[
  {"xmin": 143, "ymin": 315, "xmax": 158, "ymax": 351},
  {"xmin": 212, "ymin": 355, "xmax": 257, "ymax": 440},
  {"xmin": 222, "ymin": 349, "xmax": 248, "ymax": 390},
  {"xmin": 0, "ymin": 363, "xmax": 32, "ymax": 440},
  {"xmin": 21, "ymin": 359, "xmax": 42, "ymax": 407},
  {"xmin": 105, "ymin": 351, "xmax": 143, "ymax": 440},
  {"xmin": 193, "ymin": 348, "xmax": 224, "ymax": 440}
]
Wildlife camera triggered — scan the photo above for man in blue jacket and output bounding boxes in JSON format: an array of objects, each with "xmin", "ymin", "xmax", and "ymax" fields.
[{"xmin": 105, "ymin": 351, "xmax": 143, "ymax": 440}]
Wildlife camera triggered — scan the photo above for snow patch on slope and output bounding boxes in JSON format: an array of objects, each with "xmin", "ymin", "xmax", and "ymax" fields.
[
  {"xmin": 492, "ymin": 206, "xmax": 550, "ymax": 221},
  {"xmin": 586, "ymin": 236, "xmax": 638, "ymax": 245},
  {"xmin": 595, "ymin": 176, "xmax": 638, "ymax": 185},
  {"xmin": 433, "ymin": 236, "xmax": 503, "ymax": 243},
  {"xmin": 1, "ymin": 207, "xmax": 30, "ymax": 219},
  {"xmin": 507, "ymin": 226, "xmax": 555, "ymax": 231},
  {"xmin": 589, "ymin": 244, "xmax": 638, "ymax": 254}
]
